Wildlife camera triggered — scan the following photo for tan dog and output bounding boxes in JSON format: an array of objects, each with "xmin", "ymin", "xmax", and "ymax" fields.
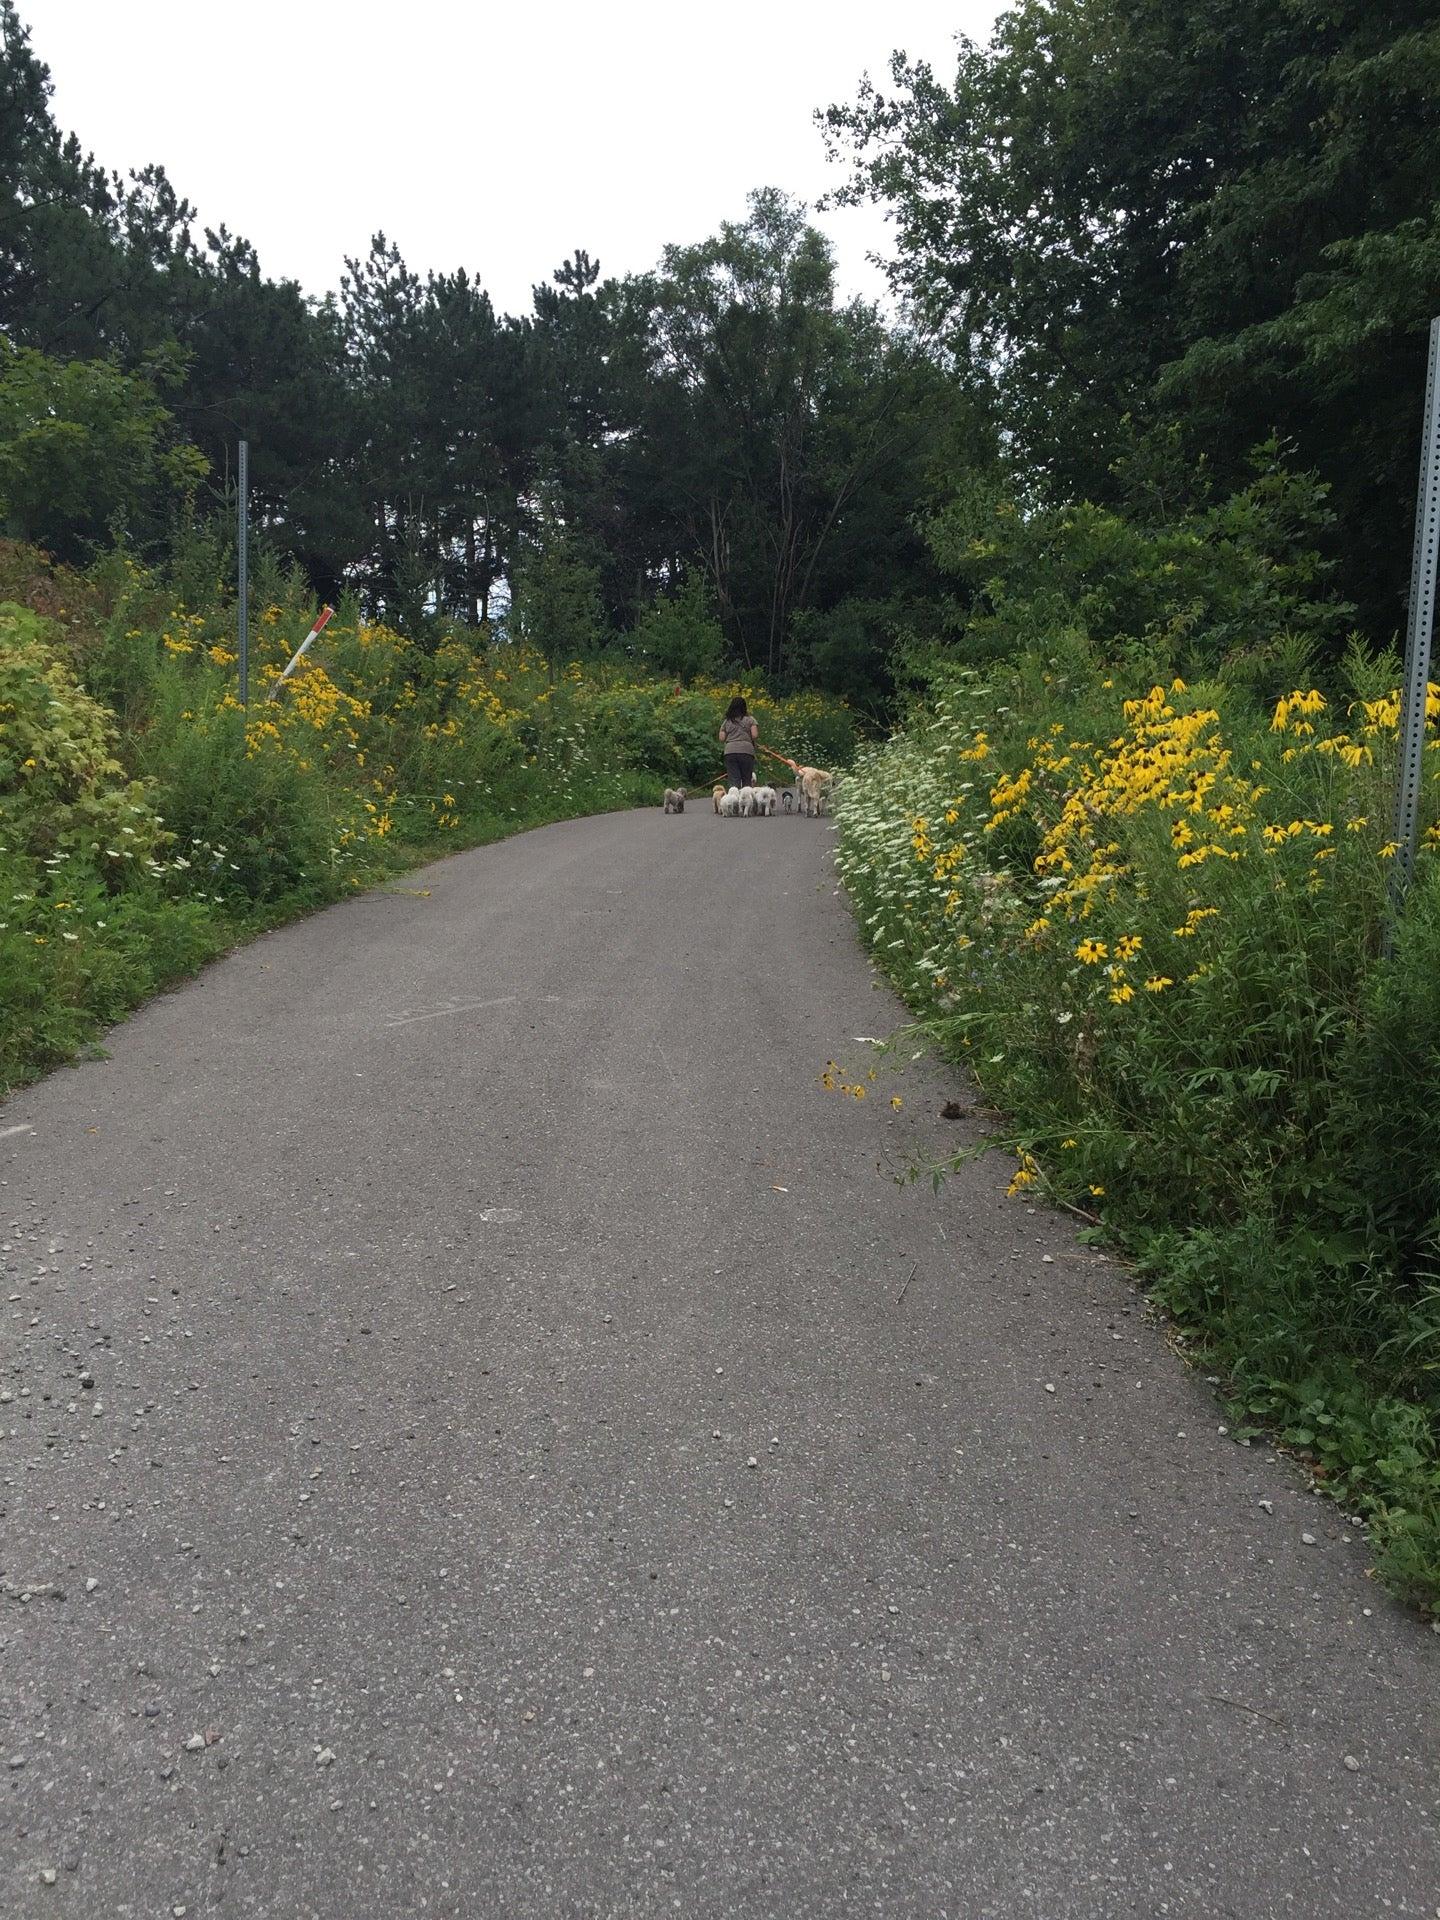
[
  {"xmin": 795, "ymin": 766, "xmax": 834, "ymax": 817},
  {"xmin": 712, "ymin": 783, "xmax": 727, "ymax": 814}
]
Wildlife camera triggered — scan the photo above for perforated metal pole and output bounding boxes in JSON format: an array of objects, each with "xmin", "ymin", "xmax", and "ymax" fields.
[
  {"xmin": 237, "ymin": 439, "xmax": 250, "ymax": 707},
  {"xmin": 1393, "ymin": 319, "xmax": 1440, "ymax": 901}
]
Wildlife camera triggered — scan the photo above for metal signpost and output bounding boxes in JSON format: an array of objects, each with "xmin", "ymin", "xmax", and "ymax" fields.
[
  {"xmin": 237, "ymin": 439, "xmax": 250, "ymax": 706},
  {"xmin": 1393, "ymin": 318, "xmax": 1440, "ymax": 901}
]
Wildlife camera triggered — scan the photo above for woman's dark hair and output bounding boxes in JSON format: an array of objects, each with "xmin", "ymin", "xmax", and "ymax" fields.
[{"xmin": 726, "ymin": 695, "xmax": 748, "ymax": 721}]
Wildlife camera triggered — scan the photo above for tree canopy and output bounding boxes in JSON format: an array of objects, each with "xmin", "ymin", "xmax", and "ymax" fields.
[
  {"xmin": 2, "ymin": 0, "xmax": 1434, "ymax": 693},
  {"xmin": 822, "ymin": 0, "xmax": 1440, "ymax": 636}
]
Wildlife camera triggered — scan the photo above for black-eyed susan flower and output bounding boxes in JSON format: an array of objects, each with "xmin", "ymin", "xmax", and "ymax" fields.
[{"xmin": 1006, "ymin": 1153, "xmax": 1039, "ymax": 1197}]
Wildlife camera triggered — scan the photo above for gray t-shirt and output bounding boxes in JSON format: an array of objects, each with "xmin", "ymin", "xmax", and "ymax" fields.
[{"xmin": 721, "ymin": 716, "xmax": 757, "ymax": 758}]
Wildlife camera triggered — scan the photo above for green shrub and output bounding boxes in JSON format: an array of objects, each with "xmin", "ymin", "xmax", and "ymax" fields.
[
  {"xmin": 630, "ymin": 578, "xmax": 726, "ymax": 684},
  {"xmin": 0, "ymin": 603, "xmax": 166, "ymax": 869},
  {"xmin": 835, "ymin": 639, "xmax": 1440, "ymax": 1611}
]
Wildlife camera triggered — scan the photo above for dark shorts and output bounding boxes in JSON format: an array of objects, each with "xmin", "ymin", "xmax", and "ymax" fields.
[{"xmin": 725, "ymin": 753, "xmax": 755, "ymax": 788}]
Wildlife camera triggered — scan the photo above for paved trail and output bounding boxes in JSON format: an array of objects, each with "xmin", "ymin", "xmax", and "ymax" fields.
[{"xmin": 2, "ymin": 808, "xmax": 1436, "ymax": 1918}]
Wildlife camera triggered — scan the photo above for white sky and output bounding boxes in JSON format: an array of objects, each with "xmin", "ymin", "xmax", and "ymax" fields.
[{"xmin": 25, "ymin": 0, "xmax": 1000, "ymax": 317}]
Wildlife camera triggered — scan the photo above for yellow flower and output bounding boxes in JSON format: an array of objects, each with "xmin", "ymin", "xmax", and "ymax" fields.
[
  {"xmin": 1144, "ymin": 976, "xmax": 1174, "ymax": 992},
  {"xmin": 1006, "ymin": 1153, "xmax": 1039, "ymax": 1198},
  {"xmin": 889, "ymin": 1096, "xmax": 903, "ymax": 1111},
  {"xmin": 1061, "ymin": 1138, "xmax": 1077, "ymax": 1149},
  {"xmin": 1109, "ymin": 982, "xmax": 1135, "ymax": 1004},
  {"xmin": 1089, "ymin": 1184, "xmax": 1106, "ymax": 1198},
  {"xmin": 1114, "ymin": 933, "xmax": 1142, "ymax": 961},
  {"xmin": 1075, "ymin": 939, "xmax": 1108, "ymax": 965},
  {"xmin": 1379, "ymin": 841, "xmax": 1400, "ymax": 859}
]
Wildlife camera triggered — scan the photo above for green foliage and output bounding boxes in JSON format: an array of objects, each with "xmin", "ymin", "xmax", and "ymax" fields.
[
  {"xmin": 0, "ymin": 544, "xmax": 852, "ymax": 1092},
  {"xmin": 0, "ymin": 837, "xmax": 221, "ymax": 1089},
  {"xmin": 630, "ymin": 577, "xmax": 725, "ymax": 683},
  {"xmin": 824, "ymin": 0, "xmax": 1440, "ymax": 633},
  {"xmin": 1330, "ymin": 883, "xmax": 1440, "ymax": 1264},
  {"xmin": 136, "ymin": 677, "xmax": 341, "ymax": 904},
  {"xmin": 641, "ymin": 189, "xmax": 977, "ymax": 682},
  {"xmin": 790, "ymin": 597, "xmax": 903, "ymax": 711},
  {"xmin": 0, "ymin": 342, "xmax": 205, "ymax": 558},
  {"xmin": 510, "ymin": 511, "xmax": 607, "ymax": 668},
  {"xmin": 836, "ymin": 638, "xmax": 1440, "ymax": 1610},
  {"xmin": 925, "ymin": 441, "xmax": 1351, "ymax": 676},
  {"xmin": 0, "ymin": 603, "xmax": 166, "ymax": 864},
  {"xmin": 1141, "ymin": 1223, "xmax": 1440, "ymax": 1610}
]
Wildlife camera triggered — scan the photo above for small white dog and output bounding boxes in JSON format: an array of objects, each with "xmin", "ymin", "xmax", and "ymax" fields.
[
  {"xmin": 718, "ymin": 786, "xmax": 742, "ymax": 817},
  {"xmin": 662, "ymin": 788, "xmax": 685, "ymax": 813},
  {"xmin": 738, "ymin": 786, "xmax": 756, "ymax": 818},
  {"xmin": 752, "ymin": 784, "xmax": 777, "ymax": 816}
]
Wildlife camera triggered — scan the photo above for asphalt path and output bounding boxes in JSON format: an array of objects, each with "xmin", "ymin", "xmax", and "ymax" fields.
[{"xmin": 2, "ymin": 804, "xmax": 1437, "ymax": 1919}]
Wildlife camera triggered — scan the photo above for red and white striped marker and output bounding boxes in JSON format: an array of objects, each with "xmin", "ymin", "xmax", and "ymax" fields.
[{"xmin": 268, "ymin": 605, "xmax": 336, "ymax": 699}]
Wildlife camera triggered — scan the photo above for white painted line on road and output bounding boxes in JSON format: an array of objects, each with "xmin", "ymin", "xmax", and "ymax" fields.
[
  {"xmin": 655, "ymin": 1040, "xmax": 680, "ymax": 1086},
  {"xmin": 384, "ymin": 995, "xmax": 516, "ymax": 1028},
  {"xmin": 0, "ymin": 1123, "xmax": 34, "ymax": 1140}
]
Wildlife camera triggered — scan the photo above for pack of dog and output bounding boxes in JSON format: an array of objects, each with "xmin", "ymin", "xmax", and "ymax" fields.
[
  {"xmin": 711, "ymin": 783, "xmax": 780, "ymax": 817},
  {"xmin": 697, "ymin": 772, "xmax": 832, "ymax": 817}
]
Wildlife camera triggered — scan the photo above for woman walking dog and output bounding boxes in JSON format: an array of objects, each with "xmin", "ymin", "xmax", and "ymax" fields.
[{"xmin": 718, "ymin": 695, "xmax": 758, "ymax": 789}]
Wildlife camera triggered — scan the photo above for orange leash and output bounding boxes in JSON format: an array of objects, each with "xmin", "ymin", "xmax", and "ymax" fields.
[
  {"xmin": 697, "ymin": 746, "xmax": 818, "ymax": 791},
  {"xmin": 757, "ymin": 745, "xmax": 803, "ymax": 775}
]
